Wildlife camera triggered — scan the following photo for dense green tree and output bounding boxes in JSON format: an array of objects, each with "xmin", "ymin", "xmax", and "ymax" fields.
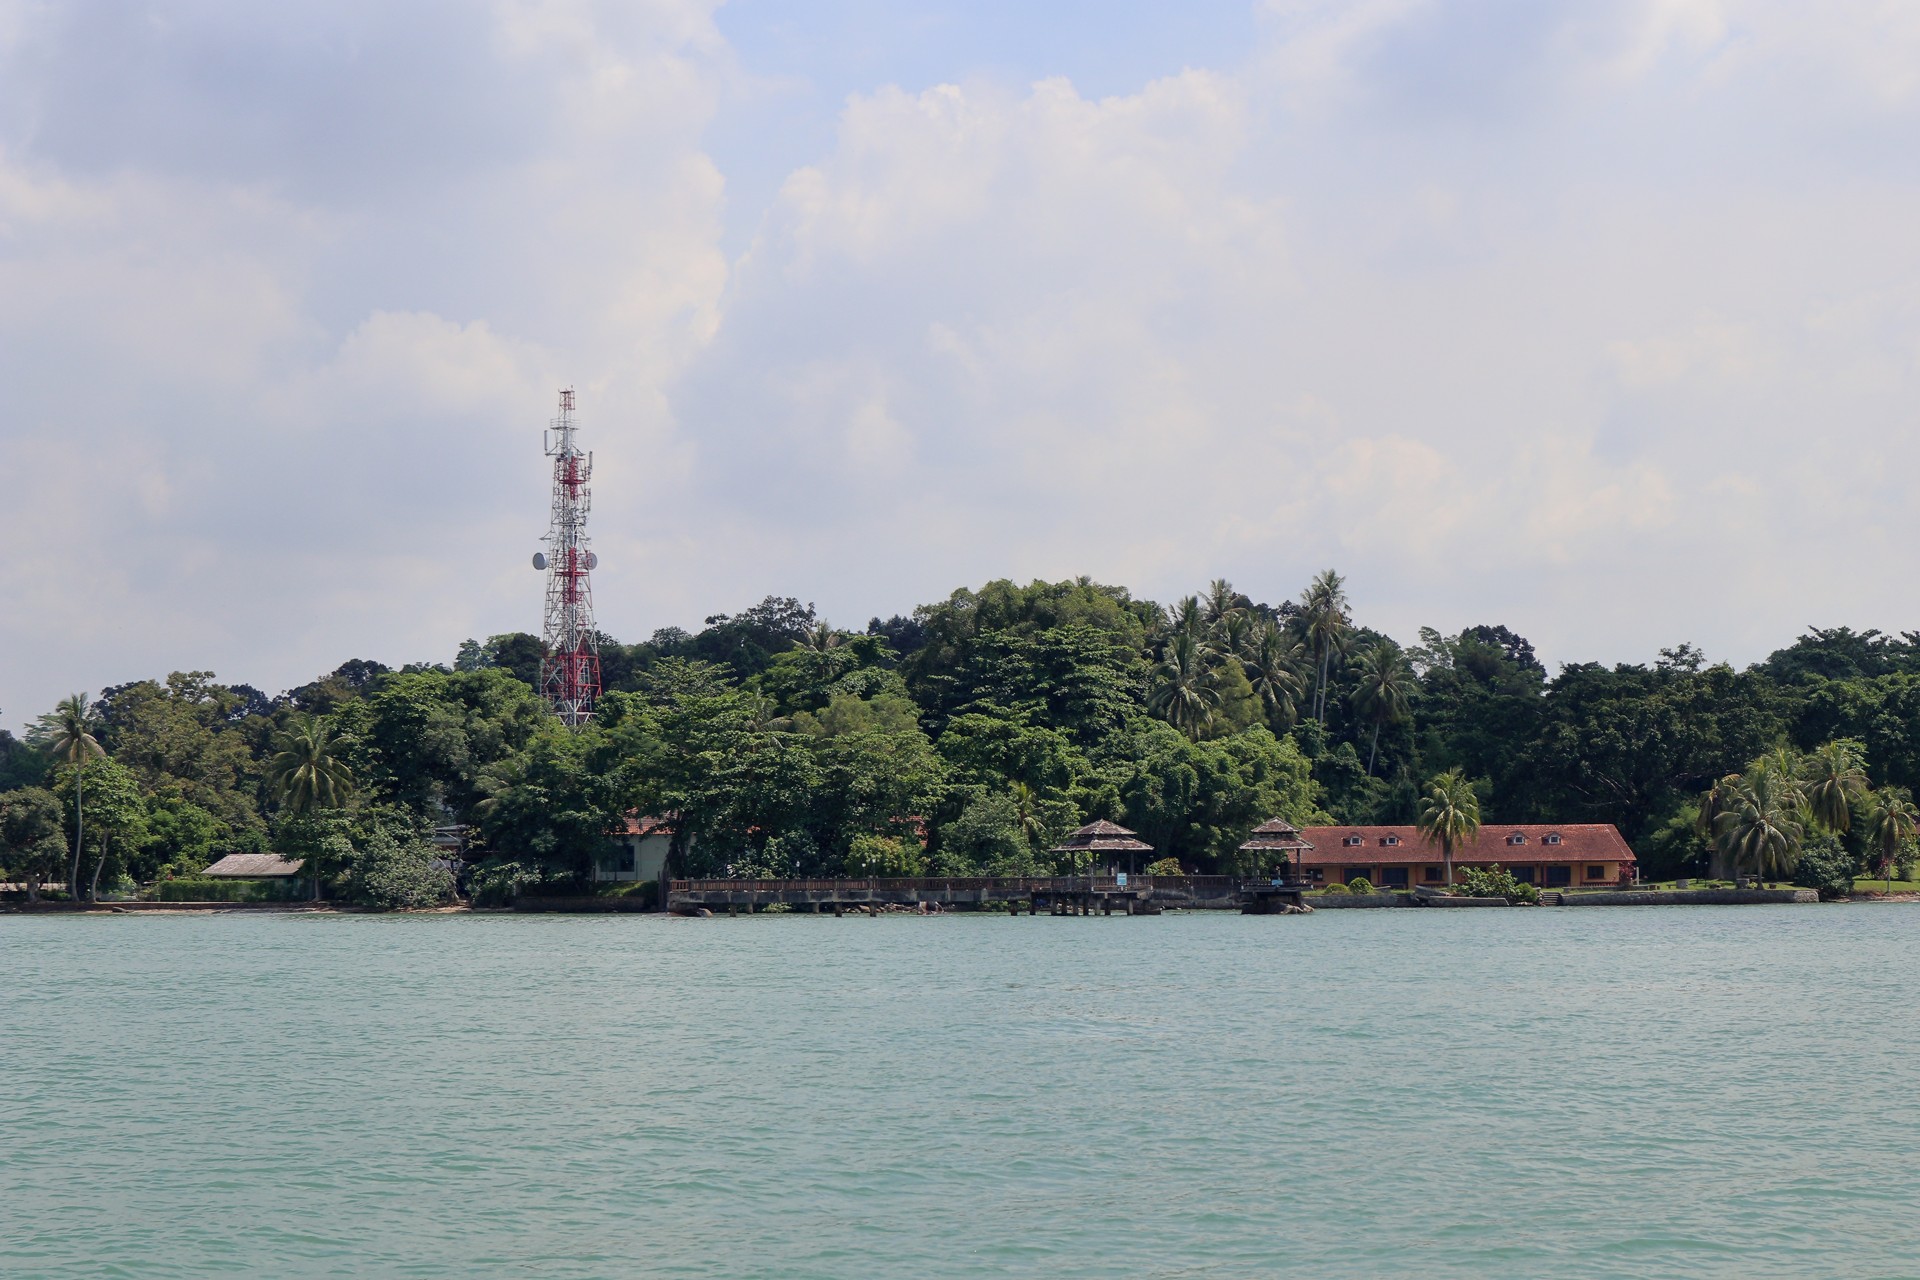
[
  {"xmin": 54, "ymin": 758, "xmax": 148, "ymax": 899},
  {"xmin": 0, "ymin": 787, "xmax": 68, "ymax": 902},
  {"xmin": 89, "ymin": 674, "xmax": 261, "ymax": 838}
]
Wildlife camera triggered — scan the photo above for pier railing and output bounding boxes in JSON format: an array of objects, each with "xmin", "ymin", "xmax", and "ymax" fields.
[{"xmin": 669, "ymin": 875, "xmax": 1250, "ymax": 894}]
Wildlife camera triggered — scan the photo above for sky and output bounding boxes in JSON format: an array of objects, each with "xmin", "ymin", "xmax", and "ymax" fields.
[{"xmin": 3, "ymin": 0, "xmax": 1920, "ymax": 726}]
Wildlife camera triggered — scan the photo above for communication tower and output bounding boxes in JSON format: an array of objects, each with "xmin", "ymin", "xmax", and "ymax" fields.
[{"xmin": 532, "ymin": 388, "xmax": 601, "ymax": 726}]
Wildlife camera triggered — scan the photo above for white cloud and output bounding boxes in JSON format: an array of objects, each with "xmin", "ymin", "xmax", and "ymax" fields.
[{"xmin": 6, "ymin": 0, "xmax": 1920, "ymax": 723}]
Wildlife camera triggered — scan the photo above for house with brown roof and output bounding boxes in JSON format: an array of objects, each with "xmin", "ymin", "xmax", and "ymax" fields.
[{"xmin": 1297, "ymin": 824, "xmax": 1636, "ymax": 890}]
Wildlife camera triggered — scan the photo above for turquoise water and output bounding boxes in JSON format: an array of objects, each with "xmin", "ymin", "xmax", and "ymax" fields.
[{"xmin": 4, "ymin": 905, "xmax": 1918, "ymax": 1278}]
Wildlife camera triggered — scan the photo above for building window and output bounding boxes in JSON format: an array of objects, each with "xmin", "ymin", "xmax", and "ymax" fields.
[
  {"xmin": 1344, "ymin": 835, "xmax": 1363, "ymax": 847},
  {"xmin": 1510, "ymin": 866, "xmax": 1536, "ymax": 884},
  {"xmin": 1380, "ymin": 835, "xmax": 1400, "ymax": 847},
  {"xmin": 1545, "ymin": 866, "xmax": 1572, "ymax": 887},
  {"xmin": 1380, "ymin": 867, "xmax": 1409, "ymax": 887},
  {"xmin": 1585, "ymin": 864, "xmax": 1606, "ymax": 880},
  {"xmin": 1421, "ymin": 866, "xmax": 1444, "ymax": 882},
  {"xmin": 1543, "ymin": 834, "xmax": 1561, "ymax": 845},
  {"xmin": 1343, "ymin": 868, "xmax": 1369, "ymax": 884},
  {"xmin": 1506, "ymin": 833, "xmax": 1526, "ymax": 845}
]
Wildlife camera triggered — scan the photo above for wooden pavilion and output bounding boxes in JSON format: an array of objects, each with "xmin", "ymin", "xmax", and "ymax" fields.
[
  {"xmin": 1050, "ymin": 819, "xmax": 1155, "ymax": 877},
  {"xmin": 1237, "ymin": 819, "xmax": 1314, "ymax": 912}
]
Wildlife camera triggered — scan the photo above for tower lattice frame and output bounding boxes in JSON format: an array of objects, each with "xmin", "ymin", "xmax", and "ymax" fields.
[{"xmin": 538, "ymin": 387, "xmax": 601, "ymax": 726}]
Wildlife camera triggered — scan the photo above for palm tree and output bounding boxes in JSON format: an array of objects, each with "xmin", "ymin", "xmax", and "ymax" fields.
[
  {"xmin": 1801, "ymin": 740, "xmax": 1868, "ymax": 836},
  {"xmin": 1242, "ymin": 623, "xmax": 1304, "ymax": 730},
  {"xmin": 1202, "ymin": 579, "xmax": 1241, "ymax": 626},
  {"xmin": 802, "ymin": 621, "xmax": 844, "ymax": 652},
  {"xmin": 1713, "ymin": 767, "xmax": 1804, "ymax": 885},
  {"xmin": 1349, "ymin": 640, "xmax": 1416, "ymax": 775},
  {"xmin": 268, "ymin": 713, "xmax": 355, "ymax": 899},
  {"xmin": 1695, "ymin": 772, "xmax": 1743, "ymax": 878},
  {"xmin": 31, "ymin": 694, "xmax": 103, "ymax": 900},
  {"xmin": 1865, "ymin": 788, "xmax": 1918, "ymax": 893},
  {"xmin": 1171, "ymin": 595, "xmax": 1205, "ymax": 640},
  {"xmin": 1298, "ymin": 569, "xmax": 1350, "ymax": 723},
  {"xmin": 1211, "ymin": 611, "xmax": 1256, "ymax": 663},
  {"xmin": 1417, "ymin": 770, "xmax": 1480, "ymax": 889},
  {"xmin": 1148, "ymin": 632, "xmax": 1221, "ymax": 739},
  {"xmin": 1010, "ymin": 782, "xmax": 1047, "ymax": 857}
]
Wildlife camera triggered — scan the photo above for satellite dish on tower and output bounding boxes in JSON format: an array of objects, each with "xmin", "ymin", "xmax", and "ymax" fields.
[
  {"xmin": 587, "ymin": 551, "xmax": 599, "ymax": 570},
  {"xmin": 532, "ymin": 552, "xmax": 548, "ymax": 570}
]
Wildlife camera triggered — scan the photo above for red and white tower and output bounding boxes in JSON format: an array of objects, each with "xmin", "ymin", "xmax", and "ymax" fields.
[{"xmin": 533, "ymin": 388, "xmax": 601, "ymax": 726}]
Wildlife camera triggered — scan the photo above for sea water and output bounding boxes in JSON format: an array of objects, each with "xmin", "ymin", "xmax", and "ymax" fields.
[{"xmin": 3, "ymin": 905, "xmax": 1917, "ymax": 1278}]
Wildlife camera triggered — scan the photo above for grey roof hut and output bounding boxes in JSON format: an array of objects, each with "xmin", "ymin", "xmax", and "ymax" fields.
[
  {"xmin": 1051, "ymin": 819, "xmax": 1155, "ymax": 875},
  {"xmin": 1238, "ymin": 818, "xmax": 1313, "ymax": 880},
  {"xmin": 202, "ymin": 854, "xmax": 307, "ymax": 878}
]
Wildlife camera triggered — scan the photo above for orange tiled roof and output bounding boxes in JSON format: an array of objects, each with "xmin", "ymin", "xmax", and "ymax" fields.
[{"xmin": 1297, "ymin": 824, "xmax": 1634, "ymax": 866}]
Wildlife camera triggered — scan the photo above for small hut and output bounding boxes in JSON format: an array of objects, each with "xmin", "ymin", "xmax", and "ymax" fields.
[
  {"xmin": 202, "ymin": 853, "xmax": 307, "ymax": 879},
  {"xmin": 1051, "ymin": 819, "xmax": 1155, "ymax": 878},
  {"xmin": 1237, "ymin": 818, "xmax": 1313, "ymax": 883}
]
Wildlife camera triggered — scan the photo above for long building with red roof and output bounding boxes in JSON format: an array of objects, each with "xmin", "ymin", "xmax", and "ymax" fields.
[{"xmin": 1296, "ymin": 824, "xmax": 1636, "ymax": 890}]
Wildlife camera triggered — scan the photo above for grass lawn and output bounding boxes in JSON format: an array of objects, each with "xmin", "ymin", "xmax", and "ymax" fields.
[{"xmin": 1851, "ymin": 877, "xmax": 1920, "ymax": 894}]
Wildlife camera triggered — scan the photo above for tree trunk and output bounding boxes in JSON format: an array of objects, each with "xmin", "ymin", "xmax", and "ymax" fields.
[
  {"xmin": 1367, "ymin": 723, "xmax": 1380, "ymax": 775},
  {"xmin": 25, "ymin": 874, "xmax": 40, "ymax": 904},
  {"xmin": 89, "ymin": 832, "xmax": 109, "ymax": 901},
  {"xmin": 69, "ymin": 765, "xmax": 84, "ymax": 902},
  {"xmin": 1445, "ymin": 844, "xmax": 1454, "ymax": 888}
]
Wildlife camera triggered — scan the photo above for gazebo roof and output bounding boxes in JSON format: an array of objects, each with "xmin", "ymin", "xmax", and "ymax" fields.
[
  {"xmin": 1237, "ymin": 817, "xmax": 1314, "ymax": 853},
  {"xmin": 1051, "ymin": 819, "xmax": 1155, "ymax": 854},
  {"xmin": 202, "ymin": 853, "xmax": 307, "ymax": 878}
]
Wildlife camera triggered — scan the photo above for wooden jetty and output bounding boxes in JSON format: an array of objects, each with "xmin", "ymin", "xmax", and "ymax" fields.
[{"xmin": 666, "ymin": 873, "xmax": 1313, "ymax": 916}]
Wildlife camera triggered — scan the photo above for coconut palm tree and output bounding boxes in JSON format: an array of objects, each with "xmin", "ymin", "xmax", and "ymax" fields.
[
  {"xmin": 1801, "ymin": 740, "xmax": 1868, "ymax": 836},
  {"xmin": 1417, "ymin": 769, "xmax": 1481, "ymax": 889},
  {"xmin": 1148, "ymin": 632, "xmax": 1221, "ymax": 739},
  {"xmin": 1349, "ymin": 640, "xmax": 1416, "ymax": 775},
  {"xmin": 1243, "ymin": 623, "xmax": 1305, "ymax": 730},
  {"xmin": 1010, "ymin": 781, "xmax": 1047, "ymax": 857},
  {"xmin": 268, "ymin": 713, "xmax": 355, "ymax": 899},
  {"xmin": 1202, "ymin": 578, "xmax": 1241, "ymax": 626},
  {"xmin": 801, "ymin": 621, "xmax": 844, "ymax": 652},
  {"xmin": 1713, "ymin": 767, "xmax": 1804, "ymax": 884},
  {"xmin": 1171, "ymin": 595, "xmax": 1205, "ymax": 640},
  {"xmin": 1298, "ymin": 569, "xmax": 1350, "ymax": 723},
  {"xmin": 1211, "ymin": 611, "xmax": 1257, "ymax": 664},
  {"xmin": 1695, "ymin": 772, "xmax": 1744, "ymax": 878},
  {"xmin": 31, "ymin": 694, "xmax": 103, "ymax": 900},
  {"xmin": 1865, "ymin": 788, "xmax": 1918, "ymax": 893}
]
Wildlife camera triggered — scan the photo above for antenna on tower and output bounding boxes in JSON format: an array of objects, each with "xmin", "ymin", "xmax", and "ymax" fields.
[{"xmin": 535, "ymin": 386, "xmax": 601, "ymax": 726}]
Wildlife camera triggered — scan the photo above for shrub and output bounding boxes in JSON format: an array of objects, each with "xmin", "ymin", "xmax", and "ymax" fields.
[
  {"xmin": 1144, "ymin": 857, "xmax": 1185, "ymax": 878},
  {"xmin": 1453, "ymin": 865, "xmax": 1540, "ymax": 904},
  {"xmin": 844, "ymin": 833, "xmax": 928, "ymax": 877},
  {"xmin": 153, "ymin": 877, "xmax": 303, "ymax": 903},
  {"xmin": 468, "ymin": 859, "xmax": 551, "ymax": 907},
  {"xmin": 1317, "ymin": 882, "xmax": 1349, "ymax": 895},
  {"xmin": 1346, "ymin": 877, "xmax": 1375, "ymax": 894},
  {"xmin": 339, "ymin": 827, "xmax": 454, "ymax": 910},
  {"xmin": 1796, "ymin": 835, "xmax": 1860, "ymax": 901},
  {"xmin": 603, "ymin": 880, "xmax": 658, "ymax": 907}
]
